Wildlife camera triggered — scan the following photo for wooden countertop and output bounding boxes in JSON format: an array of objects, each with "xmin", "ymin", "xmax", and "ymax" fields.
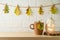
[{"xmin": 0, "ymin": 32, "xmax": 60, "ymax": 37}]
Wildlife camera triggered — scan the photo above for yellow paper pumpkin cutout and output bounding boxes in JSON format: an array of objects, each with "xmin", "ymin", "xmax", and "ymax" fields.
[
  {"xmin": 50, "ymin": 5, "xmax": 57, "ymax": 14},
  {"xmin": 26, "ymin": 7, "xmax": 32, "ymax": 16},
  {"xmin": 4, "ymin": 4, "xmax": 9, "ymax": 13},
  {"xmin": 38, "ymin": 6, "xmax": 44, "ymax": 15},
  {"xmin": 14, "ymin": 5, "xmax": 21, "ymax": 16}
]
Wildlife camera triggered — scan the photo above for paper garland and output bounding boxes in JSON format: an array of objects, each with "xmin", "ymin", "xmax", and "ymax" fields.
[
  {"xmin": 2, "ymin": 3, "xmax": 59, "ymax": 16},
  {"xmin": 14, "ymin": 5, "xmax": 21, "ymax": 16},
  {"xmin": 3, "ymin": 4, "xmax": 9, "ymax": 13}
]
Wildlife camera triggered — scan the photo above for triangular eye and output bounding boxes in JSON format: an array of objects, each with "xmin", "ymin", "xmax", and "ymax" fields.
[{"xmin": 14, "ymin": 5, "xmax": 21, "ymax": 16}]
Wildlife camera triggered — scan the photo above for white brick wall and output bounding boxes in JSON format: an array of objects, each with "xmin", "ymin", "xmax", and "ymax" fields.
[{"xmin": 0, "ymin": 0, "xmax": 59, "ymax": 32}]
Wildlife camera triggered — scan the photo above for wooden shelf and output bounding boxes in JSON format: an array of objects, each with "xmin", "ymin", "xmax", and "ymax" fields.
[{"xmin": 0, "ymin": 32, "xmax": 60, "ymax": 37}]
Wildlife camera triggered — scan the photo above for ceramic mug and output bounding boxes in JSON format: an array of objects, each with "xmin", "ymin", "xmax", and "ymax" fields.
[{"xmin": 30, "ymin": 22, "xmax": 43, "ymax": 35}]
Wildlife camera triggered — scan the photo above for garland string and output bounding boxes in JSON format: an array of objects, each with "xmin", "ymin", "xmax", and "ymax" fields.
[{"xmin": 0, "ymin": 2, "xmax": 60, "ymax": 8}]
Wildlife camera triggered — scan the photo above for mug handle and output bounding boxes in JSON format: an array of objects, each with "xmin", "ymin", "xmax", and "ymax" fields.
[{"xmin": 30, "ymin": 24, "xmax": 34, "ymax": 30}]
